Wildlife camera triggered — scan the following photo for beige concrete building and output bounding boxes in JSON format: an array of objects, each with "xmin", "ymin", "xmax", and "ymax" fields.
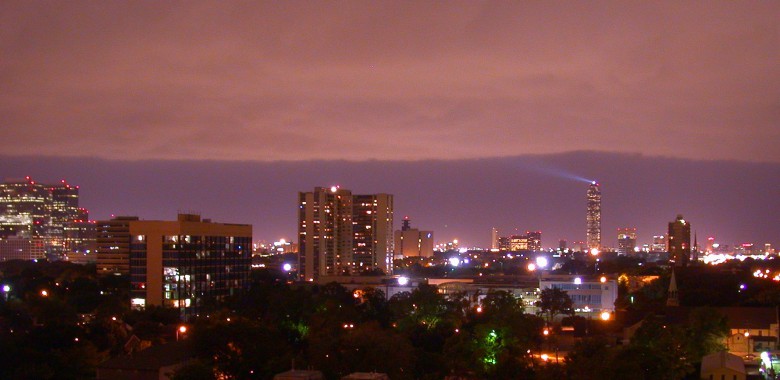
[
  {"xmin": 394, "ymin": 217, "xmax": 433, "ymax": 259},
  {"xmin": 119, "ymin": 214, "xmax": 251, "ymax": 318}
]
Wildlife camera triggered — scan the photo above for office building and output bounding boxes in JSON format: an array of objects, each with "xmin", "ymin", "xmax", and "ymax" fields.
[
  {"xmin": 505, "ymin": 231, "xmax": 541, "ymax": 251},
  {"xmin": 394, "ymin": 217, "xmax": 433, "ymax": 259},
  {"xmin": 96, "ymin": 216, "xmax": 139, "ymax": 276},
  {"xmin": 125, "ymin": 214, "xmax": 252, "ymax": 318},
  {"xmin": 526, "ymin": 231, "xmax": 542, "ymax": 251},
  {"xmin": 617, "ymin": 227, "xmax": 637, "ymax": 255},
  {"xmin": 651, "ymin": 235, "xmax": 667, "ymax": 252},
  {"xmin": 0, "ymin": 177, "xmax": 95, "ymax": 261},
  {"xmin": 540, "ymin": 275, "xmax": 618, "ymax": 317},
  {"xmin": 668, "ymin": 214, "xmax": 691, "ymax": 267},
  {"xmin": 586, "ymin": 181, "xmax": 601, "ymax": 250},
  {"xmin": 298, "ymin": 186, "xmax": 394, "ymax": 281}
]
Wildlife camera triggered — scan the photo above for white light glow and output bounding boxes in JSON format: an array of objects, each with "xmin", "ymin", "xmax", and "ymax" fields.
[{"xmin": 398, "ymin": 276, "xmax": 409, "ymax": 286}]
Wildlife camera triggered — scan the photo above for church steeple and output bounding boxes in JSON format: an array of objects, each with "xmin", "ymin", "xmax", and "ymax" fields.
[{"xmin": 667, "ymin": 270, "xmax": 679, "ymax": 307}]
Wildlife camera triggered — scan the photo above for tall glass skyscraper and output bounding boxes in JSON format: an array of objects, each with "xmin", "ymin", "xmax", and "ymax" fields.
[
  {"xmin": 586, "ymin": 181, "xmax": 601, "ymax": 251},
  {"xmin": 0, "ymin": 177, "xmax": 95, "ymax": 261}
]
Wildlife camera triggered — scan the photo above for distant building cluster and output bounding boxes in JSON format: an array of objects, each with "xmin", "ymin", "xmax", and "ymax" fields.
[{"xmin": 0, "ymin": 177, "xmax": 95, "ymax": 262}]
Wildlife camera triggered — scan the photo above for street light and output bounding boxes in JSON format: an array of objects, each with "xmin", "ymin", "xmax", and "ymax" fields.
[
  {"xmin": 600, "ymin": 311, "xmax": 611, "ymax": 321},
  {"xmin": 177, "ymin": 325, "xmax": 187, "ymax": 341}
]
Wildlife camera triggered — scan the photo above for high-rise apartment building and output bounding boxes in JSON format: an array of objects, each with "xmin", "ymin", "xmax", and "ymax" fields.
[
  {"xmin": 298, "ymin": 186, "xmax": 394, "ymax": 281},
  {"xmin": 0, "ymin": 177, "xmax": 95, "ymax": 261},
  {"xmin": 617, "ymin": 228, "xmax": 637, "ymax": 255},
  {"xmin": 668, "ymin": 214, "xmax": 691, "ymax": 267},
  {"xmin": 394, "ymin": 217, "xmax": 433, "ymax": 259},
  {"xmin": 586, "ymin": 181, "xmax": 601, "ymax": 250},
  {"xmin": 490, "ymin": 227, "xmax": 499, "ymax": 250},
  {"xmin": 110, "ymin": 214, "xmax": 252, "ymax": 318},
  {"xmin": 353, "ymin": 194, "xmax": 394, "ymax": 274}
]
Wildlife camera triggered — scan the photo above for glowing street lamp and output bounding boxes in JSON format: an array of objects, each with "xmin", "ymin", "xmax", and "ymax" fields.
[
  {"xmin": 177, "ymin": 325, "xmax": 187, "ymax": 341},
  {"xmin": 398, "ymin": 276, "xmax": 409, "ymax": 286},
  {"xmin": 600, "ymin": 311, "xmax": 611, "ymax": 321},
  {"xmin": 40, "ymin": 290, "xmax": 48, "ymax": 297}
]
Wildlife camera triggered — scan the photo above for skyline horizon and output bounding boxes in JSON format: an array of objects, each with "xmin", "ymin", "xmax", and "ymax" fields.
[{"xmin": 1, "ymin": 151, "xmax": 777, "ymax": 249}]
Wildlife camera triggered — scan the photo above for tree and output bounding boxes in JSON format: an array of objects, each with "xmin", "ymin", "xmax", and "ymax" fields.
[
  {"xmin": 536, "ymin": 288, "xmax": 574, "ymax": 324},
  {"xmin": 685, "ymin": 307, "xmax": 729, "ymax": 362}
]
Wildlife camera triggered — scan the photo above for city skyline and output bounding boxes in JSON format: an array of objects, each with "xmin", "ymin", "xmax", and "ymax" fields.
[{"xmin": 1, "ymin": 151, "xmax": 777, "ymax": 249}]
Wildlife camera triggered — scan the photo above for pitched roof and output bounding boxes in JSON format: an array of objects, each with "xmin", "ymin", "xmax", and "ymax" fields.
[
  {"xmin": 98, "ymin": 340, "xmax": 193, "ymax": 370},
  {"xmin": 718, "ymin": 307, "xmax": 778, "ymax": 329},
  {"xmin": 663, "ymin": 306, "xmax": 778, "ymax": 329},
  {"xmin": 701, "ymin": 351, "xmax": 745, "ymax": 374}
]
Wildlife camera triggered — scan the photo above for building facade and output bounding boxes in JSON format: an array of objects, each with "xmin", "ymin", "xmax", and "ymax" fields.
[
  {"xmin": 0, "ymin": 177, "xmax": 95, "ymax": 261},
  {"xmin": 127, "ymin": 214, "xmax": 252, "ymax": 318},
  {"xmin": 540, "ymin": 275, "xmax": 618, "ymax": 317},
  {"xmin": 617, "ymin": 227, "xmax": 637, "ymax": 255},
  {"xmin": 96, "ymin": 216, "xmax": 139, "ymax": 276},
  {"xmin": 668, "ymin": 214, "xmax": 691, "ymax": 267},
  {"xmin": 298, "ymin": 187, "xmax": 394, "ymax": 281},
  {"xmin": 586, "ymin": 182, "xmax": 602, "ymax": 250},
  {"xmin": 353, "ymin": 194, "xmax": 394, "ymax": 274},
  {"xmin": 394, "ymin": 217, "xmax": 433, "ymax": 259}
]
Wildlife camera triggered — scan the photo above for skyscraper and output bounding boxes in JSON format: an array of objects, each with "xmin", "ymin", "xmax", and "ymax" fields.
[
  {"xmin": 617, "ymin": 227, "xmax": 637, "ymax": 255},
  {"xmin": 0, "ymin": 177, "xmax": 95, "ymax": 261},
  {"xmin": 298, "ymin": 186, "xmax": 394, "ymax": 281},
  {"xmin": 586, "ymin": 181, "xmax": 601, "ymax": 251},
  {"xmin": 668, "ymin": 214, "xmax": 691, "ymax": 267},
  {"xmin": 490, "ymin": 227, "xmax": 499, "ymax": 250}
]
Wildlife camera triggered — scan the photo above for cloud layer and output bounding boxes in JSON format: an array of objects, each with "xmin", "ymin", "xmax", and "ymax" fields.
[{"xmin": 1, "ymin": 2, "xmax": 778, "ymax": 162}]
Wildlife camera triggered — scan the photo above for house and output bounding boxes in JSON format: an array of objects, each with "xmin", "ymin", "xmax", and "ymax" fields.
[
  {"xmin": 96, "ymin": 340, "xmax": 193, "ymax": 380},
  {"xmin": 700, "ymin": 351, "xmax": 745, "ymax": 380}
]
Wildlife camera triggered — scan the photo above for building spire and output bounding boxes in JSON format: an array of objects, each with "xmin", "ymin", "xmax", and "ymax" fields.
[{"xmin": 666, "ymin": 270, "xmax": 679, "ymax": 307}]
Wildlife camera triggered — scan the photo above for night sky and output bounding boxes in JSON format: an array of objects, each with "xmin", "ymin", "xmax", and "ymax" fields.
[{"xmin": 1, "ymin": 2, "xmax": 778, "ymax": 247}]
